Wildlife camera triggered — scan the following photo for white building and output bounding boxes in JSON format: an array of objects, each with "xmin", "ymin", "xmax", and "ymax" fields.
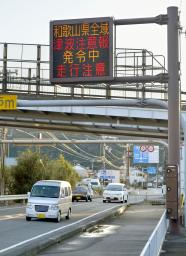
[{"xmin": 129, "ymin": 168, "xmax": 146, "ymax": 185}]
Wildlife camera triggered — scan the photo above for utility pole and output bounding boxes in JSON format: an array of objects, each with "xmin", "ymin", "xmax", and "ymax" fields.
[
  {"xmin": 0, "ymin": 128, "xmax": 7, "ymax": 195},
  {"xmin": 103, "ymin": 143, "xmax": 106, "ymax": 170},
  {"xmin": 126, "ymin": 144, "xmax": 132, "ymax": 185},
  {"xmin": 166, "ymin": 6, "xmax": 180, "ymax": 234}
]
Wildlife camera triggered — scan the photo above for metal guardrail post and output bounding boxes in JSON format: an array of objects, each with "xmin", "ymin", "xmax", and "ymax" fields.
[
  {"xmin": 36, "ymin": 44, "xmax": 41, "ymax": 95},
  {"xmin": 28, "ymin": 68, "xmax": 32, "ymax": 94},
  {"xmin": 142, "ymin": 49, "xmax": 146, "ymax": 100},
  {"xmin": 71, "ymin": 86, "xmax": 74, "ymax": 98},
  {"xmin": 106, "ymin": 84, "xmax": 111, "ymax": 99},
  {"xmin": 2, "ymin": 43, "xmax": 7, "ymax": 93}
]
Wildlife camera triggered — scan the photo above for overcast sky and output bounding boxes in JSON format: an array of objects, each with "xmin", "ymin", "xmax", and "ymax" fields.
[{"xmin": 1, "ymin": 0, "xmax": 186, "ymax": 91}]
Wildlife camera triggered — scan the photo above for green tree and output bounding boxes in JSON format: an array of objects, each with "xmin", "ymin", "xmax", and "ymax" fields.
[
  {"xmin": 9, "ymin": 151, "xmax": 80, "ymax": 194},
  {"xmin": 50, "ymin": 155, "xmax": 80, "ymax": 188},
  {"xmin": 10, "ymin": 150, "xmax": 50, "ymax": 194},
  {"xmin": 0, "ymin": 166, "xmax": 12, "ymax": 194}
]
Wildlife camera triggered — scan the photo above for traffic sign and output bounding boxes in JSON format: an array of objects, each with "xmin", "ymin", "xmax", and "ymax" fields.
[
  {"xmin": 140, "ymin": 145, "xmax": 154, "ymax": 152},
  {"xmin": 133, "ymin": 145, "xmax": 159, "ymax": 164},
  {"xmin": 148, "ymin": 145, "xmax": 154, "ymax": 152},
  {"xmin": 0, "ymin": 95, "xmax": 17, "ymax": 110},
  {"xmin": 140, "ymin": 145, "xmax": 146, "ymax": 152},
  {"xmin": 147, "ymin": 167, "xmax": 157, "ymax": 174}
]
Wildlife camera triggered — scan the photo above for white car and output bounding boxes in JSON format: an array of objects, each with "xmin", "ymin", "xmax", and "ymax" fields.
[
  {"xmin": 26, "ymin": 180, "xmax": 72, "ymax": 222},
  {"xmin": 103, "ymin": 183, "xmax": 128, "ymax": 203}
]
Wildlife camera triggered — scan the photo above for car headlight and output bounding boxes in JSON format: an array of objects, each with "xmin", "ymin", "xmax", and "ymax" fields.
[
  {"xmin": 27, "ymin": 202, "xmax": 33, "ymax": 209},
  {"xmin": 50, "ymin": 204, "xmax": 59, "ymax": 210}
]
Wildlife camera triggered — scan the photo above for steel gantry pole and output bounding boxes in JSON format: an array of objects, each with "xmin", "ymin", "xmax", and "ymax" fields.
[{"xmin": 167, "ymin": 6, "xmax": 180, "ymax": 233}]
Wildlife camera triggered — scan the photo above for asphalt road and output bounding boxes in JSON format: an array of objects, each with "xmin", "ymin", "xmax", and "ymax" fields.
[
  {"xmin": 0, "ymin": 198, "xmax": 126, "ymax": 255},
  {"xmin": 0, "ymin": 190, "xmax": 163, "ymax": 255},
  {"xmin": 38, "ymin": 204, "xmax": 165, "ymax": 256}
]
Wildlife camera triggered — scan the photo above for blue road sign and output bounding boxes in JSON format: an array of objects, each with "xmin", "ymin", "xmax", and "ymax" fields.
[
  {"xmin": 133, "ymin": 145, "xmax": 148, "ymax": 163},
  {"xmin": 133, "ymin": 145, "xmax": 159, "ymax": 164},
  {"xmin": 147, "ymin": 167, "xmax": 157, "ymax": 174}
]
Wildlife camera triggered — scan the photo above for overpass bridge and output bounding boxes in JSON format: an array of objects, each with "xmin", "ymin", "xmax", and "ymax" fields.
[{"xmin": 0, "ymin": 100, "xmax": 170, "ymax": 138}]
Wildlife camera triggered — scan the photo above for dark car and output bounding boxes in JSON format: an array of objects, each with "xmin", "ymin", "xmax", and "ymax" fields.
[{"xmin": 72, "ymin": 186, "xmax": 92, "ymax": 202}]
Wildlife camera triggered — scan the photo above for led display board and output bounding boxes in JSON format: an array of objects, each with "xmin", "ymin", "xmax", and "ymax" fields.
[{"xmin": 50, "ymin": 17, "xmax": 113, "ymax": 83}]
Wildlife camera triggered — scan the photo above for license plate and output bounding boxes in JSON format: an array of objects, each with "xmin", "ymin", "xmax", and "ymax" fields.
[
  {"xmin": 76, "ymin": 196, "xmax": 81, "ymax": 199},
  {"xmin": 37, "ymin": 213, "xmax": 45, "ymax": 219}
]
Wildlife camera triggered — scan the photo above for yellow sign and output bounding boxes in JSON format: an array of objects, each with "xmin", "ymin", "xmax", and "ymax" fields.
[{"xmin": 0, "ymin": 95, "xmax": 17, "ymax": 110}]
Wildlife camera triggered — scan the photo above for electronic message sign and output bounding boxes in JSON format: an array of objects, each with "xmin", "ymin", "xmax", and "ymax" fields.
[{"xmin": 50, "ymin": 17, "xmax": 113, "ymax": 83}]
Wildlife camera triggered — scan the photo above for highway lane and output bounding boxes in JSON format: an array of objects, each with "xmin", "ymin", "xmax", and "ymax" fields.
[
  {"xmin": 0, "ymin": 198, "xmax": 125, "ymax": 255},
  {"xmin": 0, "ymin": 191, "xmax": 162, "ymax": 255}
]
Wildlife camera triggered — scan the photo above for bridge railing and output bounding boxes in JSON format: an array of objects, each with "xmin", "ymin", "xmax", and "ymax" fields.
[
  {"xmin": 0, "ymin": 42, "xmax": 168, "ymax": 100},
  {"xmin": 140, "ymin": 210, "xmax": 169, "ymax": 256}
]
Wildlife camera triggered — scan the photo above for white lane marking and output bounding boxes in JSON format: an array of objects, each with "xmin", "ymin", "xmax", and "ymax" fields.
[
  {"xmin": 0, "ymin": 204, "xmax": 120, "ymax": 254},
  {"xmin": 0, "ymin": 213, "xmax": 25, "ymax": 221}
]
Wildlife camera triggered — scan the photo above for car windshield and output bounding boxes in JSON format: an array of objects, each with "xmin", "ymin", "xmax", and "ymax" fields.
[
  {"xmin": 30, "ymin": 185, "xmax": 60, "ymax": 198},
  {"xmin": 106, "ymin": 185, "xmax": 123, "ymax": 191},
  {"xmin": 91, "ymin": 182, "xmax": 98, "ymax": 185},
  {"xmin": 73, "ymin": 187, "xmax": 87, "ymax": 193}
]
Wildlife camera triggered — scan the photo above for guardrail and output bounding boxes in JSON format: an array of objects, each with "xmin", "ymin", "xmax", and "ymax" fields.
[
  {"xmin": 0, "ymin": 194, "xmax": 27, "ymax": 202},
  {"xmin": 140, "ymin": 210, "xmax": 169, "ymax": 256}
]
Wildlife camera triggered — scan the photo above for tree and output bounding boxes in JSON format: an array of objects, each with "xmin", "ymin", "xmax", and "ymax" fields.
[
  {"xmin": 0, "ymin": 166, "xmax": 12, "ymax": 195},
  {"xmin": 10, "ymin": 150, "xmax": 50, "ymax": 194},
  {"xmin": 50, "ymin": 155, "xmax": 80, "ymax": 188},
  {"xmin": 9, "ymin": 151, "xmax": 80, "ymax": 194}
]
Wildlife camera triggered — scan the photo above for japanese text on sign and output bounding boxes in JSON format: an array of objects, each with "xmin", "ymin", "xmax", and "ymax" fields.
[
  {"xmin": 133, "ymin": 145, "xmax": 159, "ymax": 164},
  {"xmin": 50, "ymin": 17, "xmax": 113, "ymax": 83}
]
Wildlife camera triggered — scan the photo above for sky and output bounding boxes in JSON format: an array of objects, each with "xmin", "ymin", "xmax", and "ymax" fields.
[{"xmin": 0, "ymin": 0, "xmax": 186, "ymax": 91}]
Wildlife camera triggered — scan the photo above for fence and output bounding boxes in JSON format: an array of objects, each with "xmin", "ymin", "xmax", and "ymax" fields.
[{"xmin": 140, "ymin": 210, "xmax": 169, "ymax": 256}]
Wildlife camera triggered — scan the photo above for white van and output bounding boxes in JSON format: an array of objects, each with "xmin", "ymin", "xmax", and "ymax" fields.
[
  {"xmin": 90, "ymin": 178, "xmax": 101, "ymax": 189},
  {"xmin": 26, "ymin": 180, "xmax": 72, "ymax": 222}
]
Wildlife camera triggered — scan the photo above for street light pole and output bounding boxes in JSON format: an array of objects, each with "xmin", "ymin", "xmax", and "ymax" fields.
[
  {"xmin": 103, "ymin": 143, "xmax": 106, "ymax": 170},
  {"xmin": 167, "ymin": 6, "xmax": 180, "ymax": 234},
  {"xmin": 0, "ymin": 128, "xmax": 7, "ymax": 195},
  {"xmin": 126, "ymin": 144, "xmax": 131, "ymax": 185}
]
